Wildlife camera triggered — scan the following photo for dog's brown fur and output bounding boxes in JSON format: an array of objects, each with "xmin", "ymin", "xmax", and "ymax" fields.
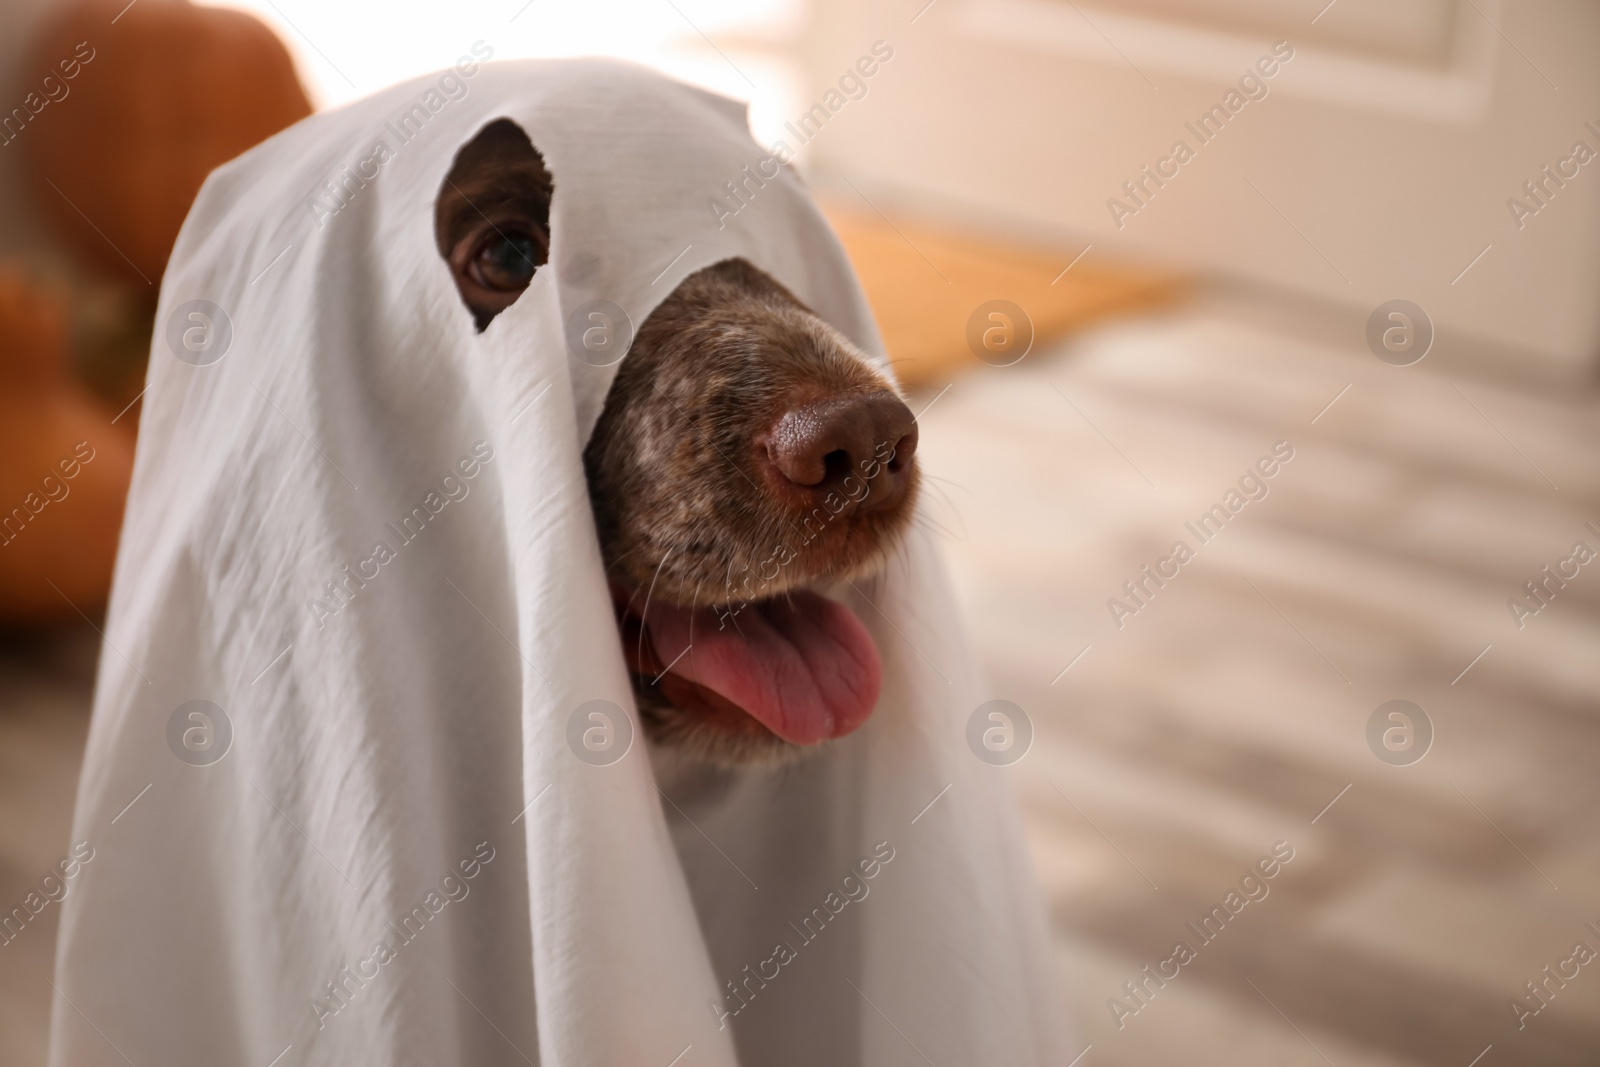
[{"xmin": 436, "ymin": 119, "xmax": 919, "ymax": 765}]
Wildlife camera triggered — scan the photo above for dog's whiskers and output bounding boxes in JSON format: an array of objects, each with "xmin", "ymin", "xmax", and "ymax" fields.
[{"xmin": 635, "ymin": 546, "xmax": 675, "ymax": 670}]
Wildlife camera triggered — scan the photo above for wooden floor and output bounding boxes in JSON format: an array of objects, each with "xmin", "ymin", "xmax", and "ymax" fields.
[
  {"xmin": 914, "ymin": 298, "xmax": 1600, "ymax": 1065},
  {"xmin": 1, "ymin": 298, "xmax": 1597, "ymax": 1064},
  {"xmin": 0, "ymin": 628, "xmax": 95, "ymax": 1065}
]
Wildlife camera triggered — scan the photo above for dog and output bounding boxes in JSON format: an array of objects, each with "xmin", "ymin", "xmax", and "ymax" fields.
[{"xmin": 435, "ymin": 119, "xmax": 920, "ymax": 766}]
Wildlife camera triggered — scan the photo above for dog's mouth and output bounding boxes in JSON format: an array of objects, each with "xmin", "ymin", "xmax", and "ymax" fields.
[{"xmin": 613, "ymin": 584, "xmax": 881, "ymax": 746}]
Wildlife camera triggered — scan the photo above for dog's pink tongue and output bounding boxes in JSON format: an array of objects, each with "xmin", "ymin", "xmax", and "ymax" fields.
[{"xmin": 642, "ymin": 591, "xmax": 881, "ymax": 745}]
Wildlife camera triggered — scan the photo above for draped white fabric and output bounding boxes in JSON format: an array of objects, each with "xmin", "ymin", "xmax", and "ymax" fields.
[{"xmin": 49, "ymin": 58, "xmax": 1065, "ymax": 1067}]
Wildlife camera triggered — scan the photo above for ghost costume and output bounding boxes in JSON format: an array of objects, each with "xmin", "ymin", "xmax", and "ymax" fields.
[{"xmin": 48, "ymin": 58, "xmax": 1066, "ymax": 1067}]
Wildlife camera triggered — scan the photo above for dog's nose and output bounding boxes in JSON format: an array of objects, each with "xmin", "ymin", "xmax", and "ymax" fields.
[{"xmin": 766, "ymin": 392, "xmax": 918, "ymax": 511}]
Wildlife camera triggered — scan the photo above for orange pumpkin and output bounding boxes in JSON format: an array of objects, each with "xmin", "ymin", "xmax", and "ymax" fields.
[
  {"xmin": 0, "ymin": 268, "xmax": 137, "ymax": 624},
  {"xmin": 19, "ymin": 0, "xmax": 312, "ymax": 288}
]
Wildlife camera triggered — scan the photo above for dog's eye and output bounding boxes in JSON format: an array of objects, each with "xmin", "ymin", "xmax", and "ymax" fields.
[{"xmin": 469, "ymin": 231, "xmax": 540, "ymax": 291}]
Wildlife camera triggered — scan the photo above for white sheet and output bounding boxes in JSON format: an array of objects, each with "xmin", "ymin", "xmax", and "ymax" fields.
[{"xmin": 49, "ymin": 57, "xmax": 1065, "ymax": 1067}]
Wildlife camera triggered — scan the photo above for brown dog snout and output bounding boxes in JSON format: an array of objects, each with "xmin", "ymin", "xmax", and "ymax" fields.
[
  {"xmin": 764, "ymin": 392, "xmax": 918, "ymax": 512},
  {"xmin": 437, "ymin": 118, "xmax": 923, "ymax": 764}
]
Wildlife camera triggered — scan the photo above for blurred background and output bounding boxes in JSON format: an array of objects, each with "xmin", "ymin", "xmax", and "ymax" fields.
[{"xmin": 2, "ymin": 0, "xmax": 1598, "ymax": 1063}]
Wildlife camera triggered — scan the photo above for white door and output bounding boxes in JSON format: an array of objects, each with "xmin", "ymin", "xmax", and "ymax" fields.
[{"xmin": 799, "ymin": 0, "xmax": 1600, "ymax": 378}]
